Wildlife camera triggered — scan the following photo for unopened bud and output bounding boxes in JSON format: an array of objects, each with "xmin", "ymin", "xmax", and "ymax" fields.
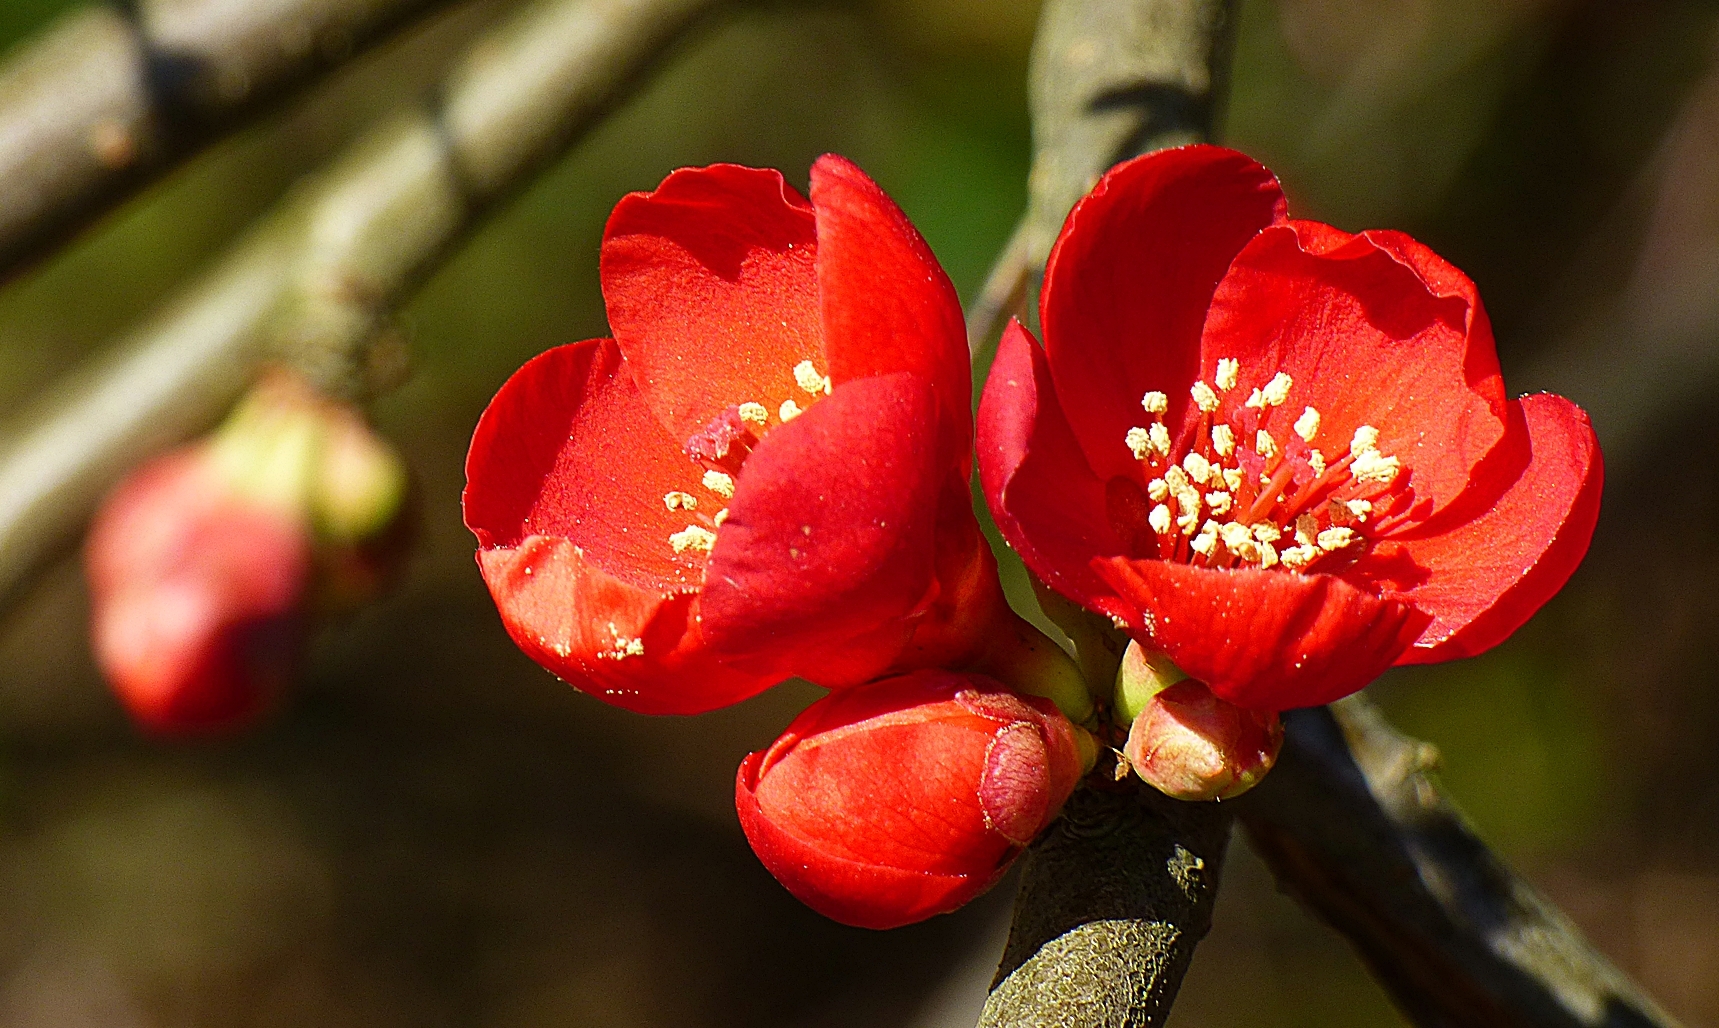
[
  {"xmin": 1123, "ymin": 678, "xmax": 1283, "ymax": 801},
  {"xmin": 1114, "ymin": 639, "xmax": 1188, "ymax": 725}
]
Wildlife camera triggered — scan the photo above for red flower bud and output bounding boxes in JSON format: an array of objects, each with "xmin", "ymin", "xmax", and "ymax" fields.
[
  {"xmin": 1123, "ymin": 678, "xmax": 1283, "ymax": 801},
  {"xmin": 735, "ymin": 670, "xmax": 1085, "ymax": 929},
  {"xmin": 85, "ymin": 449, "xmax": 310, "ymax": 735}
]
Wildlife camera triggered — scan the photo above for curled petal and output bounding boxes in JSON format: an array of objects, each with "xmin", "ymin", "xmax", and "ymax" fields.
[
  {"xmin": 978, "ymin": 319, "xmax": 1123, "ymax": 607},
  {"xmin": 602, "ymin": 164, "xmax": 823, "ymax": 441},
  {"xmin": 1201, "ymin": 221, "xmax": 1508, "ymax": 523},
  {"xmin": 700, "ymin": 373, "xmax": 943, "ymax": 687},
  {"xmin": 1094, "ymin": 557, "xmax": 1428, "ymax": 710},
  {"xmin": 1041, "ymin": 145, "xmax": 1286, "ymax": 480},
  {"xmin": 1379, "ymin": 394, "xmax": 1603, "ymax": 664},
  {"xmin": 811, "ymin": 154, "xmax": 971, "ymax": 467},
  {"xmin": 476, "ymin": 537, "xmax": 769, "ymax": 714}
]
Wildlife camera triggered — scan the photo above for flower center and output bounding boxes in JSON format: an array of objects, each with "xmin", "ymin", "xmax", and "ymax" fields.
[
  {"xmin": 1115, "ymin": 358, "xmax": 1405, "ymax": 574},
  {"xmin": 662, "ymin": 360, "xmax": 832, "ymax": 557}
]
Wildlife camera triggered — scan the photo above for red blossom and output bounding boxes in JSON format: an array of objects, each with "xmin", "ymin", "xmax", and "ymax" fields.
[
  {"xmin": 978, "ymin": 145, "xmax": 1602, "ymax": 711},
  {"xmin": 86, "ymin": 448, "xmax": 309, "ymax": 735},
  {"xmin": 464, "ymin": 157, "xmax": 1002, "ymax": 713},
  {"xmin": 735, "ymin": 669, "xmax": 1084, "ymax": 929}
]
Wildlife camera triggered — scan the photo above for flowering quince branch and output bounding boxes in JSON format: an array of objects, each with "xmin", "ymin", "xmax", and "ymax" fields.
[
  {"xmin": 0, "ymin": 0, "xmax": 719, "ymax": 618},
  {"xmin": 1235, "ymin": 697, "xmax": 1683, "ymax": 1028}
]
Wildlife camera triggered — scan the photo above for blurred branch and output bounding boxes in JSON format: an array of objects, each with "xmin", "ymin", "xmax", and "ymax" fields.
[
  {"xmin": 1237, "ymin": 696, "xmax": 1683, "ymax": 1028},
  {"xmin": 979, "ymin": 785, "xmax": 1232, "ymax": 1028},
  {"xmin": 0, "ymin": 0, "xmax": 719, "ymax": 616},
  {"xmin": 967, "ymin": 0, "xmax": 1236, "ymax": 354},
  {"xmin": 0, "ymin": 0, "xmax": 469, "ymax": 281},
  {"xmin": 974, "ymin": 2, "xmax": 1238, "ymax": 1026}
]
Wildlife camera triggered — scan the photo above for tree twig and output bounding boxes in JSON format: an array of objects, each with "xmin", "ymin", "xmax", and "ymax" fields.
[
  {"xmin": 0, "ymin": 0, "xmax": 471, "ymax": 281},
  {"xmin": 0, "ymin": 0, "xmax": 720, "ymax": 617},
  {"xmin": 967, "ymin": 0, "xmax": 1238, "ymax": 356},
  {"xmin": 974, "ymin": 2, "xmax": 1239, "ymax": 1026},
  {"xmin": 1236, "ymin": 695, "xmax": 1682, "ymax": 1028}
]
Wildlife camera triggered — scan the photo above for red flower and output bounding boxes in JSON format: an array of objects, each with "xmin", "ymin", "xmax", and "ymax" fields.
[
  {"xmin": 464, "ymin": 157, "xmax": 1001, "ymax": 714},
  {"xmin": 735, "ymin": 669, "xmax": 1085, "ymax": 929},
  {"xmin": 86, "ymin": 448, "xmax": 309, "ymax": 734},
  {"xmin": 978, "ymin": 145, "xmax": 1603, "ymax": 711}
]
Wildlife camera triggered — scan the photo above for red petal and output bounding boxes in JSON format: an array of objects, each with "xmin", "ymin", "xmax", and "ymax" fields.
[
  {"xmin": 1094, "ymin": 558, "xmax": 1428, "ymax": 710},
  {"xmin": 700, "ymin": 373, "xmax": 943, "ymax": 687},
  {"xmin": 601, "ymin": 164, "xmax": 824, "ymax": 442},
  {"xmin": 1200, "ymin": 221, "xmax": 1508, "ymax": 523},
  {"xmin": 1040, "ymin": 145, "xmax": 1286, "ymax": 481},
  {"xmin": 810, "ymin": 154, "xmax": 971, "ymax": 467},
  {"xmin": 463, "ymin": 339, "xmax": 710, "ymax": 593},
  {"xmin": 476, "ymin": 537, "xmax": 772, "ymax": 714},
  {"xmin": 977, "ymin": 319, "xmax": 1124, "ymax": 607},
  {"xmin": 1374, "ymin": 394, "xmax": 1603, "ymax": 664}
]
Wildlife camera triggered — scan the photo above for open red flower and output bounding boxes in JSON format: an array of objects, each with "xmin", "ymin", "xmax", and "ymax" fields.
[
  {"xmin": 464, "ymin": 157, "xmax": 1000, "ymax": 714},
  {"xmin": 978, "ymin": 145, "xmax": 1602, "ymax": 711},
  {"xmin": 736, "ymin": 669, "xmax": 1084, "ymax": 929}
]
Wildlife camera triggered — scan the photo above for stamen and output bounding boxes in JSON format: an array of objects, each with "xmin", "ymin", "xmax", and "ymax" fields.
[
  {"xmin": 1251, "ymin": 523, "xmax": 1282, "ymax": 544},
  {"xmin": 702, "ymin": 470, "xmax": 735, "ymax": 498},
  {"xmin": 1308, "ymin": 449, "xmax": 1326, "ymax": 476},
  {"xmin": 1147, "ymin": 478, "xmax": 1169, "ymax": 502},
  {"xmin": 713, "ymin": 509, "xmax": 730, "ymax": 527},
  {"xmin": 1220, "ymin": 522, "xmax": 1254, "ymax": 552},
  {"xmin": 1222, "ymin": 467, "xmax": 1244, "ymax": 492},
  {"xmin": 1206, "ymin": 491, "xmax": 1233, "ymax": 516},
  {"xmin": 1280, "ymin": 544, "xmax": 1318, "ymax": 570},
  {"xmin": 779, "ymin": 399, "xmax": 804, "ymax": 422},
  {"xmin": 1256, "ymin": 430, "xmax": 1278, "ymax": 458},
  {"xmin": 1142, "ymin": 391, "xmax": 1169, "ymax": 415},
  {"xmin": 1215, "ymin": 358, "xmax": 1240, "ymax": 391},
  {"xmin": 1256, "ymin": 541, "xmax": 1280, "ymax": 569},
  {"xmin": 1346, "ymin": 499, "xmax": 1373, "ymax": 521},
  {"xmin": 1148, "ymin": 504, "xmax": 1172, "ymax": 535},
  {"xmin": 1317, "ymin": 526, "xmax": 1356, "ymax": 551},
  {"xmin": 1245, "ymin": 387, "xmax": 1265, "ymax": 409},
  {"xmin": 670, "ymin": 525, "xmax": 717, "ymax": 554},
  {"xmin": 1212, "ymin": 423, "xmax": 1235, "ymax": 457},
  {"xmin": 794, "ymin": 360, "xmax": 832, "ymax": 395},
  {"xmin": 1351, "ymin": 425, "xmax": 1380, "ymax": 452},
  {"xmin": 1294, "ymin": 407, "xmax": 1321, "ymax": 442},
  {"xmin": 1191, "ymin": 381, "xmax": 1220, "ymax": 413},
  {"xmin": 1148, "ymin": 423, "xmax": 1172, "ymax": 456},
  {"xmin": 663, "ymin": 491, "xmax": 698, "ymax": 511},
  {"xmin": 1126, "ymin": 426, "xmax": 1152, "ymax": 461},
  {"xmin": 737, "ymin": 402, "xmax": 769, "ymax": 427},
  {"xmin": 1351, "ymin": 449, "xmax": 1400, "ymax": 484},
  {"xmin": 1190, "ymin": 521, "xmax": 1220, "ymax": 556},
  {"xmin": 1164, "ymin": 466, "xmax": 1191, "ymax": 493},
  {"xmin": 1261, "ymin": 372, "xmax": 1293, "ymax": 407},
  {"xmin": 1183, "ymin": 451, "xmax": 1213, "ymax": 484}
]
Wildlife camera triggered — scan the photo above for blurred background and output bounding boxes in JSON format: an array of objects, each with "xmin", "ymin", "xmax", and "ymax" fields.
[{"xmin": 0, "ymin": 0, "xmax": 1715, "ymax": 1024}]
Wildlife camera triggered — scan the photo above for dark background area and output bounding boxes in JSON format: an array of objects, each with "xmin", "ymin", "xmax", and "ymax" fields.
[{"xmin": 0, "ymin": 0, "xmax": 1716, "ymax": 1024}]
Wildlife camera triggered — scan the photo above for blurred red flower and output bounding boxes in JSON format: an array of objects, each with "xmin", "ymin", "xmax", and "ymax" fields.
[
  {"xmin": 87, "ymin": 448, "xmax": 308, "ymax": 734},
  {"xmin": 735, "ymin": 669, "xmax": 1084, "ymax": 929},
  {"xmin": 978, "ymin": 145, "xmax": 1603, "ymax": 711},
  {"xmin": 464, "ymin": 157, "xmax": 1003, "ymax": 714}
]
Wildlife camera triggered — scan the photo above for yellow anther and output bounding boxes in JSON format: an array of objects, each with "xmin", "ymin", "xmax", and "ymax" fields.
[
  {"xmin": 1219, "ymin": 522, "xmax": 1254, "ymax": 551},
  {"xmin": 779, "ymin": 399, "xmax": 804, "ymax": 422},
  {"xmin": 1256, "ymin": 541, "xmax": 1280, "ymax": 569},
  {"xmin": 1262, "ymin": 372, "xmax": 1293, "ymax": 407},
  {"xmin": 1147, "ymin": 478, "xmax": 1169, "ymax": 502},
  {"xmin": 1317, "ymin": 526, "xmax": 1357, "ymax": 550},
  {"xmin": 1294, "ymin": 406, "xmax": 1321, "ymax": 442},
  {"xmin": 1280, "ymin": 545, "xmax": 1318, "ymax": 570},
  {"xmin": 1148, "ymin": 504, "xmax": 1172, "ymax": 535},
  {"xmin": 1296, "ymin": 513, "xmax": 1318, "ymax": 547},
  {"xmin": 1142, "ymin": 391, "xmax": 1169, "ymax": 415},
  {"xmin": 1215, "ymin": 358, "xmax": 1240, "ymax": 391},
  {"xmin": 1222, "ymin": 467, "xmax": 1244, "ymax": 492},
  {"xmin": 1191, "ymin": 381, "xmax": 1220, "ymax": 413},
  {"xmin": 1149, "ymin": 422, "xmax": 1172, "ymax": 456},
  {"xmin": 1164, "ymin": 466, "xmax": 1191, "ymax": 493},
  {"xmin": 713, "ymin": 508, "xmax": 730, "ymax": 527},
  {"xmin": 1126, "ymin": 426, "xmax": 1152, "ymax": 460},
  {"xmin": 1351, "ymin": 449, "xmax": 1401, "ymax": 484},
  {"xmin": 1183, "ymin": 451, "xmax": 1213, "ymax": 484},
  {"xmin": 663, "ymin": 491, "xmax": 698, "ymax": 511},
  {"xmin": 738, "ymin": 401, "xmax": 769, "ymax": 427},
  {"xmin": 702, "ymin": 469, "xmax": 736, "ymax": 498},
  {"xmin": 1177, "ymin": 502, "xmax": 1202, "ymax": 536},
  {"xmin": 1351, "ymin": 425, "xmax": 1380, "ymax": 452},
  {"xmin": 1212, "ymin": 423, "xmax": 1236, "ymax": 457},
  {"xmin": 1206, "ymin": 491, "xmax": 1233, "ymax": 516},
  {"xmin": 1251, "ymin": 523, "xmax": 1282, "ymax": 544},
  {"xmin": 1245, "ymin": 387, "xmax": 1265, "ymax": 409},
  {"xmin": 1346, "ymin": 499, "xmax": 1373, "ymax": 521},
  {"xmin": 1308, "ymin": 449, "xmax": 1326, "ymax": 476},
  {"xmin": 1191, "ymin": 521, "xmax": 1220, "ymax": 556},
  {"xmin": 794, "ymin": 360, "xmax": 832, "ymax": 395},
  {"xmin": 1256, "ymin": 429, "xmax": 1278, "ymax": 458},
  {"xmin": 670, "ymin": 525, "xmax": 717, "ymax": 554}
]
